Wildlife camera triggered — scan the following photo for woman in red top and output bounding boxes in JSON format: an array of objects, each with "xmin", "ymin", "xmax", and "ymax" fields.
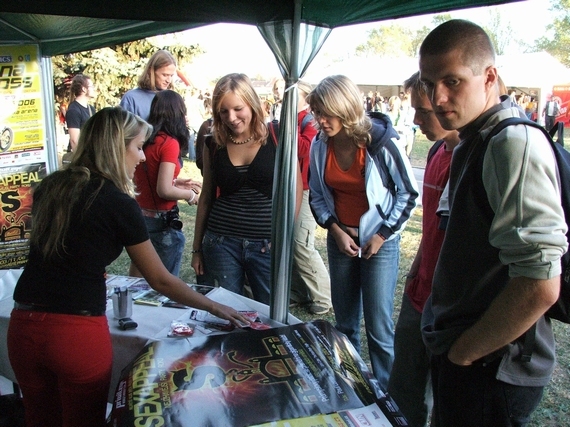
[{"xmin": 130, "ymin": 90, "xmax": 201, "ymax": 277}]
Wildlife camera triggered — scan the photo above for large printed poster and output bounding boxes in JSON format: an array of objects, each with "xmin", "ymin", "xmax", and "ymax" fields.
[
  {"xmin": 0, "ymin": 44, "xmax": 46, "ymax": 161},
  {"xmin": 0, "ymin": 44, "xmax": 47, "ymax": 267},
  {"xmin": 0, "ymin": 163, "xmax": 46, "ymax": 267},
  {"xmin": 108, "ymin": 320, "xmax": 408, "ymax": 427}
]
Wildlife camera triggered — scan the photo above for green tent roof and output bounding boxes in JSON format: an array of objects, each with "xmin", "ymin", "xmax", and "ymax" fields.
[{"xmin": 1, "ymin": 0, "xmax": 521, "ymax": 56}]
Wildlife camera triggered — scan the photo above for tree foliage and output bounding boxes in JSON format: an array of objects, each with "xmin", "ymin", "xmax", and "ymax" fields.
[
  {"xmin": 356, "ymin": 10, "xmax": 520, "ymax": 59},
  {"xmin": 51, "ymin": 38, "xmax": 203, "ymax": 113},
  {"xmin": 535, "ymin": 0, "xmax": 570, "ymax": 67},
  {"xmin": 356, "ymin": 24, "xmax": 415, "ymax": 57}
]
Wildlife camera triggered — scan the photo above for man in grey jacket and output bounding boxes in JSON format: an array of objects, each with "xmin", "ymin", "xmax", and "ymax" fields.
[{"xmin": 419, "ymin": 19, "xmax": 567, "ymax": 427}]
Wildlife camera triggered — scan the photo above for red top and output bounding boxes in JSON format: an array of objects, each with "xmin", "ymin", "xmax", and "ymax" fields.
[
  {"xmin": 134, "ymin": 132, "xmax": 181, "ymax": 211},
  {"xmin": 405, "ymin": 142, "xmax": 453, "ymax": 312},
  {"xmin": 298, "ymin": 109, "xmax": 318, "ymax": 190}
]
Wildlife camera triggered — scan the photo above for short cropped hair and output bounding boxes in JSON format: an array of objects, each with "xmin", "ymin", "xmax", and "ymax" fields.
[{"xmin": 419, "ymin": 19, "xmax": 495, "ymax": 75}]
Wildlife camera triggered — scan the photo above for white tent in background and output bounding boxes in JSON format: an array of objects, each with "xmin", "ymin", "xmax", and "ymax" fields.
[{"xmin": 304, "ymin": 52, "xmax": 570, "ymax": 123}]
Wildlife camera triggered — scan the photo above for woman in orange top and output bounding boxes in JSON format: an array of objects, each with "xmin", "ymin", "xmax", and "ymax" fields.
[{"xmin": 307, "ymin": 75, "xmax": 418, "ymax": 390}]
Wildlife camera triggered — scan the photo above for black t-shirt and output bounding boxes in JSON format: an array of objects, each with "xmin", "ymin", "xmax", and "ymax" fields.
[
  {"xmin": 13, "ymin": 177, "xmax": 149, "ymax": 314},
  {"xmin": 66, "ymin": 100, "xmax": 95, "ymax": 129}
]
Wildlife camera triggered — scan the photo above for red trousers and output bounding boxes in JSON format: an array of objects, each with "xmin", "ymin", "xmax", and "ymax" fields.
[{"xmin": 7, "ymin": 309, "xmax": 112, "ymax": 427}]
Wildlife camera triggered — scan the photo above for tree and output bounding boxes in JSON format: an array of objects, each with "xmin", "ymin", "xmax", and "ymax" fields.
[
  {"xmin": 52, "ymin": 38, "xmax": 203, "ymax": 113},
  {"xmin": 355, "ymin": 24, "xmax": 415, "ymax": 58},
  {"xmin": 482, "ymin": 9, "xmax": 515, "ymax": 55},
  {"xmin": 535, "ymin": 0, "xmax": 570, "ymax": 67}
]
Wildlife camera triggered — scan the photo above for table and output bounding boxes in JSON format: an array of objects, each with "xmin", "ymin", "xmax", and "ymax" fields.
[{"xmin": 0, "ymin": 269, "xmax": 300, "ymax": 401}]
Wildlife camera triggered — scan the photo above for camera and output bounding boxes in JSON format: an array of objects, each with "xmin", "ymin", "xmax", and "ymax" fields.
[{"xmin": 163, "ymin": 208, "xmax": 183, "ymax": 230}]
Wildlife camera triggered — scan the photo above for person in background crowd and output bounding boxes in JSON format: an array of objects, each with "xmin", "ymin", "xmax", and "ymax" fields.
[
  {"xmin": 7, "ymin": 107, "xmax": 249, "ymax": 427},
  {"xmin": 66, "ymin": 74, "xmax": 96, "ymax": 153},
  {"xmin": 130, "ymin": 90, "xmax": 202, "ymax": 278},
  {"xmin": 282, "ymin": 80, "xmax": 332, "ymax": 316},
  {"xmin": 269, "ymin": 77, "xmax": 285, "ymax": 122},
  {"xmin": 195, "ymin": 96, "xmax": 214, "ymax": 175},
  {"xmin": 419, "ymin": 19, "xmax": 567, "ymax": 426},
  {"xmin": 191, "ymin": 73, "xmax": 302, "ymax": 304},
  {"xmin": 387, "ymin": 71, "xmax": 460, "ymax": 427},
  {"xmin": 307, "ymin": 75, "xmax": 418, "ymax": 390},
  {"xmin": 120, "ymin": 49, "xmax": 177, "ymax": 121},
  {"xmin": 542, "ymin": 93, "xmax": 561, "ymax": 131}
]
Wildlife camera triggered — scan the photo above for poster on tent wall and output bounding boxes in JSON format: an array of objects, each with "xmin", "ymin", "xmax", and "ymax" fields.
[
  {"xmin": 108, "ymin": 320, "xmax": 408, "ymax": 427},
  {"xmin": 0, "ymin": 44, "xmax": 48, "ymax": 268}
]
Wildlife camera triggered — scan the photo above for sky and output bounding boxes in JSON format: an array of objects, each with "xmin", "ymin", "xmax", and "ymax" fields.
[{"xmin": 155, "ymin": 0, "xmax": 556, "ymax": 88}]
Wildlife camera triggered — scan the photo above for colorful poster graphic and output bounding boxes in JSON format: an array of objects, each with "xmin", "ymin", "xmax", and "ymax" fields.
[
  {"xmin": 108, "ymin": 320, "xmax": 407, "ymax": 427},
  {"xmin": 0, "ymin": 44, "xmax": 46, "ymax": 160},
  {"xmin": 0, "ymin": 163, "xmax": 46, "ymax": 268}
]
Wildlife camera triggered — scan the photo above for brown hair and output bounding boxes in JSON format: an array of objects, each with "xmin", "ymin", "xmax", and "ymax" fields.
[{"xmin": 138, "ymin": 50, "xmax": 176, "ymax": 91}]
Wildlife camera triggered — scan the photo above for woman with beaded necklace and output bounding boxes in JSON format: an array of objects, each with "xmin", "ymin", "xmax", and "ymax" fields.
[{"xmin": 191, "ymin": 73, "xmax": 301, "ymax": 304}]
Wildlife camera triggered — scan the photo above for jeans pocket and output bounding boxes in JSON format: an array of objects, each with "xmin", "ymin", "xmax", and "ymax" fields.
[{"xmin": 203, "ymin": 230, "xmax": 222, "ymax": 249}]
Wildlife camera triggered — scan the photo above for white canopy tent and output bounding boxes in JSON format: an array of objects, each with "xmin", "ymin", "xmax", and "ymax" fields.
[{"xmin": 304, "ymin": 51, "xmax": 570, "ymax": 124}]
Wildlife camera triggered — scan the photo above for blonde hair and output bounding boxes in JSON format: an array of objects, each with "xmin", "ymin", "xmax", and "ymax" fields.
[
  {"xmin": 211, "ymin": 73, "xmax": 268, "ymax": 147},
  {"xmin": 138, "ymin": 50, "xmax": 176, "ymax": 91},
  {"xmin": 31, "ymin": 107, "xmax": 152, "ymax": 260},
  {"xmin": 297, "ymin": 80, "xmax": 313, "ymax": 98},
  {"xmin": 306, "ymin": 75, "xmax": 371, "ymax": 145}
]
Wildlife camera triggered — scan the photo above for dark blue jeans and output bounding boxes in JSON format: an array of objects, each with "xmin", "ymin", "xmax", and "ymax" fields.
[
  {"xmin": 201, "ymin": 230, "xmax": 271, "ymax": 304},
  {"xmin": 430, "ymin": 353, "xmax": 544, "ymax": 427},
  {"xmin": 144, "ymin": 216, "xmax": 185, "ymax": 277}
]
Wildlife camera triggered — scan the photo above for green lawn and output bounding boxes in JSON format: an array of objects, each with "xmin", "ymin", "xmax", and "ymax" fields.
[{"xmin": 107, "ymin": 146, "xmax": 570, "ymax": 426}]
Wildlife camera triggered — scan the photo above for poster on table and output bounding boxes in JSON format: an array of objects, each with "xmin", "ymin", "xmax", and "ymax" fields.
[
  {"xmin": 108, "ymin": 320, "xmax": 408, "ymax": 427},
  {"xmin": 0, "ymin": 44, "xmax": 48, "ymax": 268}
]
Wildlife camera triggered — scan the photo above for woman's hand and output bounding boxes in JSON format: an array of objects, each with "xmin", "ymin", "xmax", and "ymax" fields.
[
  {"xmin": 210, "ymin": 302, "xmax": 251, "ymax": 328},
  {"xmin": 360, "ymin": 234, "xmax": 386, "ymax": 259},
  {"xmin": 174, "ymin": 178, "xmax": 202, "ymax": 194},
  {"xmin": 330, "ymin": 224, "xmax": 360, "ymax": 257},
  {"xmin": 191, "ymin": 252, "xmax": 205, "ymax": 276}
]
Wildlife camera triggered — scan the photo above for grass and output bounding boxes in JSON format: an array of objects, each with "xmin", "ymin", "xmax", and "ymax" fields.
[{"xmin": 106, "ymin": 141, "xmax": 570, "ymax": 426}]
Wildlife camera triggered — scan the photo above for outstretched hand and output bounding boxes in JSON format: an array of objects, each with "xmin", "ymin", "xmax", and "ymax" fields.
[{"xmin": 210, "ymin": 303, "xmax": 251, "ymax": 328}]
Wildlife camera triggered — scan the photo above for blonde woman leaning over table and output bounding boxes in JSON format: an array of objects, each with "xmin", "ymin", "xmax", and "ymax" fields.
[
  {"xmin": 191, "ymin": 73, "xmax": 302, "ymax": 305},
  {"xmin": 7, "ymin": 107, "xmax": 249, "ymax": 427}
]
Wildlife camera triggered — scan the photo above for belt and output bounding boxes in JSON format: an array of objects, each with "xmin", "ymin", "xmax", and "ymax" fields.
[
  {"xmin": 141, "ymin": 208, "xmax": 165, "ymax": 219},
  {"xmin": 14, "ymin": 302, "xmax": 105, "ymax": 317}
]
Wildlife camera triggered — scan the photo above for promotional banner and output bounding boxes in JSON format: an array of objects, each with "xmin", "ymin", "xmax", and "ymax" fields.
[
  {"xmin": 0, "ymin": 44, "xmax": 46, "ymax": 160},
  {"xmin": 0, "ymin": 44, "xmax": 48, "ymax": 268},
  {"xmin": 108, "ymin": 320, "xmax": 407, "ymax": 427},
  {"xmin": 0, "ymin": 163, "xmax": 46, "ymax": 268}
]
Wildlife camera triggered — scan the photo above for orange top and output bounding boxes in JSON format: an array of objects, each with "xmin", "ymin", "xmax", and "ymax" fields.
[{"xmin": 324, "ymin": 143, "xmax": 368, "ymax": 227}]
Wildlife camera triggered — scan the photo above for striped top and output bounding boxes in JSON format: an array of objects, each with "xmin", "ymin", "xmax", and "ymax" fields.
[{"xmin": 207, "ymin": 165, "xmax": 272, "ymax": 239}]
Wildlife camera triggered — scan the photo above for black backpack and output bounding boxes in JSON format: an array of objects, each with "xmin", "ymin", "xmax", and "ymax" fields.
[{"xmin": 478, "ymin": 117, "xmax": 570, "ymax": 360}]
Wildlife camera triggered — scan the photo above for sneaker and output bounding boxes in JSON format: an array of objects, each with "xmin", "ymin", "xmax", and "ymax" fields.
[{"xmin": 309, "ymin": 304, "xmax": 330, "ymax": 315}]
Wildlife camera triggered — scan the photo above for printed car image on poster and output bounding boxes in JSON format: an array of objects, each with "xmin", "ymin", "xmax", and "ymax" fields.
[
  {"xmin": 108, "ymin": 320, "xmax": 407, "ymax": 427},
  {"xmin": 0, "ymin": 162, "xmax": 46, "ymax": 268},
  {"xmin": 0, "ymin": 45, "xmax": 45, "ymax": 155}
]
